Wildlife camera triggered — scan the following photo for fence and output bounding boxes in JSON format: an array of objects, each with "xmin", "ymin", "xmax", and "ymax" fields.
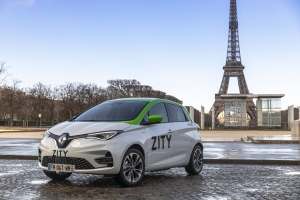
[{"xmin": 0, "ymin": 121, "xmax": 58, "ymax": 127}]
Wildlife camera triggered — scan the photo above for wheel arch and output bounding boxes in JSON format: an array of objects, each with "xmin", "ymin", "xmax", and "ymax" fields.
[
  {"xmin": 128, "ymin": 143, "xmax": 145, "ymax": 158},
  {"xmin": 195, "ymin": 142, "xmax": 203, "ymax": 150}
]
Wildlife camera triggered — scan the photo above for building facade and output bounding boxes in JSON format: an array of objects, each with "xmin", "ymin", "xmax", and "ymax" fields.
[{"xmin": 256, "ymin": 98, "xmax": 281, "ymax": 127}]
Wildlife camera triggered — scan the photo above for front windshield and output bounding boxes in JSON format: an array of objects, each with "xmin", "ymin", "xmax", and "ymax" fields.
[{"xmin": 74, "ymin": 101, "xmax": 148, "ymax": 121}]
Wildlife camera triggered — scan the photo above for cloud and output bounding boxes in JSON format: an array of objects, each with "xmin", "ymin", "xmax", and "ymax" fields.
[{"xmin": 9, "ymin": 0, "xmax": 35, "ymax": 6}]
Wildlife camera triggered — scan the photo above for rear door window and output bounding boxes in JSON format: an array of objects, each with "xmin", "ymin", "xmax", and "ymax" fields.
[{"xmin": 166, "ymin": 103, "xmax": 187, "ymax": 122}]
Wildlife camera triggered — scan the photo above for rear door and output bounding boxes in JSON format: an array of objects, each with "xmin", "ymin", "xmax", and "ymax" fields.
[
  {"xmin": 144, "ymin": 103, "xmax": 174, "ymax": 167},
  {"xmin": 166, "ymin": 103, "xmax": 196, "ymax": 163}
]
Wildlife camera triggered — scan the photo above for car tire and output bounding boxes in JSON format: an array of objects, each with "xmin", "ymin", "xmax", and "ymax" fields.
[
  {"xmin": 43, "ymin": 170, "xmax": 72, "ymax": 180},
  {"xmin": 114, "ymin": 148, "xmax": 145, "ymax": 187},
  {"xmin": 185, "ymin": 145, "xmax": 203, "ymax": 175}
]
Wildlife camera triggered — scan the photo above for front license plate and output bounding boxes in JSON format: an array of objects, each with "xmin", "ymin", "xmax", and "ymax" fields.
[{"xmin": 47, "ymin": 163, "xmax": 75, "ymax": 173}]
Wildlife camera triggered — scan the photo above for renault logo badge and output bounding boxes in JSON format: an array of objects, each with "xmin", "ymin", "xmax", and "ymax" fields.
[{"xmin": 57, "ymin": 133, "xmax": 68, "ymax": 147}]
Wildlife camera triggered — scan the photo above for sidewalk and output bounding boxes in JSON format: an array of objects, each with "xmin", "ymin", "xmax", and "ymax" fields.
[
  {"xmin": 0, "ymin": 131, "xmax": 44, "ymax": 139},
  {"xmin": 0, "ymin": 128, "xmax": 292, "ymax": 141},
  {"xmin": 200, "ymin": 130, "xmax": 291, "ymax": 141}
]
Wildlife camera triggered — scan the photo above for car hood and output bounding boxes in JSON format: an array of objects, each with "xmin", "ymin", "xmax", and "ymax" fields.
[{"xmin": 49, "ymin": 121, "xmax": 131, "ymax": 136}]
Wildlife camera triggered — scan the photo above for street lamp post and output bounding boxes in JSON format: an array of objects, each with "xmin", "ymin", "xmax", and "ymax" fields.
[{"xmin": 38, "ymin": 114, "xmax": 41, "ymax": 128}]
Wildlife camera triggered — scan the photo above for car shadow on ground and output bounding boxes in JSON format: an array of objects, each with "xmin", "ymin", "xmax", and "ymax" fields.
[{"xmin": 40, "ymin": 169, "xmax": 204, "ymax": 187}]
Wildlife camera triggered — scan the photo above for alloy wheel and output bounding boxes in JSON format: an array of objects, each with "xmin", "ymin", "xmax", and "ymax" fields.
[
  {"xmin": 122, "ymin": 152, "xmax": 143, "ymax": 183},
  {"xmin": 193, "ymin": 148, "xmax": 203, "ymax": 172}
]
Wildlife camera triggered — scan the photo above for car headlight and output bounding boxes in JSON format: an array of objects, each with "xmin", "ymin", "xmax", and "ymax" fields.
[{"xmin": 85, "ymin": 131, "xmax": 123, "ymax": 140}]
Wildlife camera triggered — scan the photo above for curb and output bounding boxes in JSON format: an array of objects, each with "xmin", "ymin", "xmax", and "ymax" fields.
[
  {"xmin": 1, "ymin": 155, "xmax": 299, "ymax": 165},
  {"xmin": 204, "ymin": 159, "xmax": 300, "ymax": 165},
  {"xmin": 247, "ymin": 136, "xmax": 300, "ymax": 144}
]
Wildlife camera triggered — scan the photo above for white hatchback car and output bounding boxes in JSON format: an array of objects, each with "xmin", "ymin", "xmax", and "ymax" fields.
[{"xmin": 38, "ymin": 98, "xmax": 203, "ymax": 186}]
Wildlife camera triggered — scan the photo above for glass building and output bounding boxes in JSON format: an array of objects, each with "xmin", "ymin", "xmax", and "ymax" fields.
[
  {"xmin": 219, "ymin": 94, "xmax": 284, "ymax": 127},
  {"xmin": 224, "ymin": 99, "xmax": 247, "ymax": 127},
  {"xmin": 257, "ymin": 98, "xmax": 281, "ymax": 127}
]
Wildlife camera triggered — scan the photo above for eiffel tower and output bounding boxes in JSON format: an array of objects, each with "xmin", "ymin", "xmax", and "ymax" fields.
[{"xmin": 211, "ymin": 0, "xmax": 256, "ymax": 120}]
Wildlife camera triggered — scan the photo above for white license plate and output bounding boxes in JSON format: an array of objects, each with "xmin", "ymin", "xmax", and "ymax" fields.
[{"xmin": 47, "ymin": 163, "xmax": 75, "ymax": 173}]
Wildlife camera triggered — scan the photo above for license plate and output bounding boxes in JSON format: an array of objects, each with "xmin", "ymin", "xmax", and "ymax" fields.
[{"xmin": 47, "ymin": 163, "xmax": 75, "ymax": 173}]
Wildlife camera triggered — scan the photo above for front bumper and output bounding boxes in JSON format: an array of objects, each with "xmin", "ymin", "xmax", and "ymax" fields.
[{"xmin": 38, "ymin": 136, "xmax": 127, "ymax": 174}]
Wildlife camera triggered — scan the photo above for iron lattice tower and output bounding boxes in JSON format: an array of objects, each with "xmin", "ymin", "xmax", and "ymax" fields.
[{"xmin": 211, "ymin": 0, "xmax": 256, "ymax": 120}]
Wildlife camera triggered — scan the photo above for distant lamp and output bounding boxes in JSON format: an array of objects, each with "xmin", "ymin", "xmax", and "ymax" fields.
[{"xmin": 38, "ymin": 114, "xmax": 42, "ymax": 128}]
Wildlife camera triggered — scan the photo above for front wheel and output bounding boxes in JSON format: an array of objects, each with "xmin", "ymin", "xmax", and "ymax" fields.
[
  {"xmin": 43, "ymin": 170, "xmax": 72, "ymax": 180},
  {"xmin": 114, "ymin": 148, "xmax": 145, "ymax": 187},
  {"xmin": 185, "ymin": 145, "xmax": 203, "ymax": 175}
]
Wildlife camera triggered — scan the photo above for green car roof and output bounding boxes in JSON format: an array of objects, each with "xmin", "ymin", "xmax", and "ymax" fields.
[{"xmin": 107, "ymin": 98, "xmax": 191, "ymax": 125}]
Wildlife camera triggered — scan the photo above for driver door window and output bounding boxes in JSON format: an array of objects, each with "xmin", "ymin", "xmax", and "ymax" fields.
[{"xmin": 143, "ymin": 103, "xmax": 169, "ymax": 123}]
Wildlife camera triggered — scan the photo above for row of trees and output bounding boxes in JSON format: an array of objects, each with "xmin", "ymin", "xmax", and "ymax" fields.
[{"xmin": 0, "ymin": 63, "xmax": 182, "ymax": 127}]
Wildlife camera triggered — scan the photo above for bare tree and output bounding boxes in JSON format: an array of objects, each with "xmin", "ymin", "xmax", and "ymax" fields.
[
  {"xmin": 150, "ymin": 90, "xmax": 166, "ymax": 98},
  {"xmin": 85, "ymin": 83, "xmax": 107, "ymax": 108},
  {"xmin": 46, "ymin": 86, "xmax": 59, "ymax": 126},
  {"xmin": 0, "ymin": 78, "xmax": 183, "ymax": 127},
  {"xmin": 106, "ymin": 79, "xmax": 182, "ymax": 103},
  {"xmin": 75, "ymin": 83, "xmax": 88, "ymax": 113},
  {"xmin": 0, "ymin": 79, "xmax": 22, "ymax": 126},
  {"xmin": 132, "ymin": 85, "xmax": 152, "ymax": 97},
  {"xmin": 54, "ymin": 100, "xmax": 63, "ymax": 123},
  {"xmin": 60, "ymin": 83, "xmax": 77, "ymax": 119},
  {"xmin": 30, "ymin": 82, "xmax": 51, "ymax": 127},
  {"xmin": 165, "ymin": 95, "xmax": 183, "ymax": 104},
  {"xmin": 0, "ymin": 62, "xmax": 9, "ymax": 86},
  {"xmin": 0, "ymin": 62, "xmax": 10, "ymax": 123},
  {"xmin": 19, "ymin": 88, "xmax": 32, "ymax": 127},
  {"xmin": 107, "ymin": 79, "xmax": 140, "ymax": 99}
]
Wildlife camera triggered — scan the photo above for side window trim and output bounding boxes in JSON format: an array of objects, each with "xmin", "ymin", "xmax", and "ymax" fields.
[
  {"xmin": 163, "ymin": 103, "xmax": 170, "ymax": 123},
  {"xmin": 144, "ymin": 111, "xmax": 149, "ymax": 120},
  {"xmin": 165, "ymin": 103, "xmax": 172, "ymax": 122},
  {"xmin": 182, "ymin": 108, "xmax": 191, "ymax": 121}
]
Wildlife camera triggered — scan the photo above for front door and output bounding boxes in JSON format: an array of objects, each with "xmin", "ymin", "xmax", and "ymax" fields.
[{"xmin": 144, "ymin": 103, "xmax": 174, "ymax": 167}]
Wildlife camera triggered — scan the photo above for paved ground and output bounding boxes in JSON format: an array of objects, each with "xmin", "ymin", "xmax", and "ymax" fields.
[
  {"xmin": 0, "ymin": 130, "xmax": 292, "ymax": 141},
  {"xmin": 1, "ymin": 139, "xmax": 300, "ymax": 161},
  {"xmin": 0, "ymin": 130, "xmax": 299, "ymax": 199},
  {"xmin": 0, "ymin": 160, "xmax": 299, "ymax": 200}
]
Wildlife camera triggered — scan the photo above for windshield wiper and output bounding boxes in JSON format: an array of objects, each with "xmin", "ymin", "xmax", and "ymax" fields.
[{"xmin": 69, "ymin": 115, "xmax": 78, "ymax": 121}]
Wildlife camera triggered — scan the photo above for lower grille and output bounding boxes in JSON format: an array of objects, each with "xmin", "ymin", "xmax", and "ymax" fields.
[{"xmin": 42, "ymin": 156, "xmax": 95, "ymax": 170}]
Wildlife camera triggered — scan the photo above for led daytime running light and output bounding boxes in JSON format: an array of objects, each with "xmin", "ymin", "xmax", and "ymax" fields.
[{"xmin": 85, "ymin": 131, "xmax": 122, "ymax": 140}]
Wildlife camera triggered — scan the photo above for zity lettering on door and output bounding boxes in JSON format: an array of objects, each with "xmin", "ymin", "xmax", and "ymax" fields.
[{"xmin": 151, "ymin": 135, "xmax": 171, "ymax": 150}]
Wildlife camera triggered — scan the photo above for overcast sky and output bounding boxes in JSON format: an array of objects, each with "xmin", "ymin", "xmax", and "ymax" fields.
[{"xmin": 0, "ymin": 0, "xmax": 299, "ymax": 111}]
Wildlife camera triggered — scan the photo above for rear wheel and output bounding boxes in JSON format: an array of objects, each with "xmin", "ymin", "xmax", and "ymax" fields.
[
  {"xmin": 185, "ymin": 145, "xmax": 203, "ymax": 175},
  {"xmin": 114, "ymin": 148, "xmax": 145, "ymax": 187},
  {"xmin": 43, "ymin": 170, "xmax": 72, "ymax": 180}
]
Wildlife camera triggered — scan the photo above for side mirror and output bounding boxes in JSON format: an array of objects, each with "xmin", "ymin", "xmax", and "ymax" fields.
[{"xmin": 148, "ymin": 115, "xmax": 163, "ymax": 124}]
